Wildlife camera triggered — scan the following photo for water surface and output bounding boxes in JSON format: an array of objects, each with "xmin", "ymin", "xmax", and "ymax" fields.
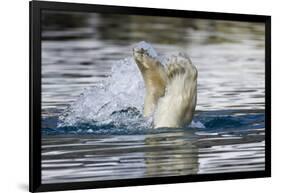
[{"xmin": 41, "ymin": 11, "xmax": 265, "ymax": 184}]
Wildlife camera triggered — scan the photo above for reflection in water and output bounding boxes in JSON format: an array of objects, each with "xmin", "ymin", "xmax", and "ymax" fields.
[
  {"xmin": 144, "ymin": 131, "xmax": 198, "ymax": 177},
  {"xmin": 42, "ymin": 121, "xmax": 264, "ymax": 184},
  {"xmin": 41, "ymin": 10, "xmax": 265, "ymax": 184},
  {"xmin": 42, "ymin": 131, "xmax": 199, "ymax": 184}
]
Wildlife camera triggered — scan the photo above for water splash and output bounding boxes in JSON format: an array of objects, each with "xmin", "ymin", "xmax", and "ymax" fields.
[
  {"xmin": 58, "ymin": 57, "xmax": 149, "ymax": 128},
  {"xmin": 58, "ymin": 41, "xmax": 204, "ymax": 131}
]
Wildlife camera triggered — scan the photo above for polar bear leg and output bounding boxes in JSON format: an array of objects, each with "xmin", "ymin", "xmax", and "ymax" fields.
[
  {"xmin": 133, "ymin": 47, "xmax": 167, "ymax": 117},
  {"xmin": 154, "ymin": 54, "xmax": 197, "ymax": 128}
]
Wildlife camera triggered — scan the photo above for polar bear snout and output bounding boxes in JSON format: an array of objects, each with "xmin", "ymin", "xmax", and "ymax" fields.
[
  {"xmin": 133, "ymin": 47, "xmax": 150, "ymax": 59},
  {"xmin": 133, "ymin": 48, "xmax": 146, "ymax": 62}
]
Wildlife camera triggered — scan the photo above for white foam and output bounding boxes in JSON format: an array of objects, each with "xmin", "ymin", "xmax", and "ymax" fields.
[{"xmin": 190, "ymin": 121, "xmax": 206, "ymax": 129}]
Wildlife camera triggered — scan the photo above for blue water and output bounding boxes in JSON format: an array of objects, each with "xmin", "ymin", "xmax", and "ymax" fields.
[
  {"xmin": 41, "ymin": 11, "xmax": 265, "ymax": 184},
  {"xmin": 42, "ymin": 110, "xmax": 264, "ymax": 136}
]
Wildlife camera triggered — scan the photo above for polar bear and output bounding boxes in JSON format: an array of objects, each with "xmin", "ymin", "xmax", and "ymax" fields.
[{"xmin": 133, "ymin": 42, "xmax": 197, "ymax": 128}]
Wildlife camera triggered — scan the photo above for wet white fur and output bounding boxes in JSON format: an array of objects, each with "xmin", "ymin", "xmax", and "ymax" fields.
[
  {"xmin": 133, "ymin": 43, "xmax": 197, "ymax": 128},
  {"xmin": 154, "ymin": 55, "xmax": 197, "ymax": 128}
]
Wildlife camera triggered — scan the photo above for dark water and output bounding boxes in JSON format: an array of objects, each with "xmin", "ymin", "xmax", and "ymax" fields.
[{"xmin": 41, "ymin": 11, "xmax": 265, "ymax": 184}]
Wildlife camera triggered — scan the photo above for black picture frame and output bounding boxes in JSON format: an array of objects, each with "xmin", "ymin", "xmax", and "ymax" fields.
[{"xmin": 29, "ymin": 0, "xmax": 271, "ymax": 192}]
